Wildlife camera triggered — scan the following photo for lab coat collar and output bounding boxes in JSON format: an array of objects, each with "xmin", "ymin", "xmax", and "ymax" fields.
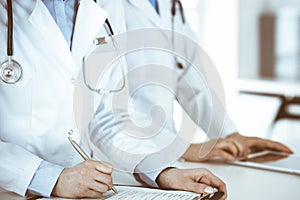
[
  {"xmin": 28, "ymin": 0, "xmax": 107, "ymax": 74},
  {"xmin": 28, "ymin": 0, "xmax": 75, "ymax": 74},
  {"xmin": 71, "ymin": 0, "xmax": 107, "ymax": 69},
  {"xmin": 127, "ymin": 0, "xmax": 168, "ymax": 29}
]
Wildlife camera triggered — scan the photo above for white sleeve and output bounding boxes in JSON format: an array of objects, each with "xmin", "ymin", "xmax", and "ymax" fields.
[
  {"xmin": 87, "ymin": 46, "xmax": 187, "ymax": 179},
  {"xmin": 88, "ymin": 81, "xmax": 177, "ymax": 174},
  {"xmin": 0, "ymin": 140, "xmax": 42, "ymax": 196},
  {"xmin": 176, "ymin": 65, "xmax": 237, "ymax": 139},
  {"xmin": 175, "ymin": 22, "xmax": 237, "ymax": 139}
]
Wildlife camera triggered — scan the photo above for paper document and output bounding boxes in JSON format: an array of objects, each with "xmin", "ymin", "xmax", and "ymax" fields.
[
  {"xmin": 100, "ymin": 186, "xmax": 200, "ymax": 200},
  {"xmin": 37, "ymin": 186, "xmax": 201, "ymax": 200}
]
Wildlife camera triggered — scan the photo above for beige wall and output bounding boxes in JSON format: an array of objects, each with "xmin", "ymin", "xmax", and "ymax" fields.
[{"xmin": 238, "ymin": 0, "xmax": 300, "ymax": 80}]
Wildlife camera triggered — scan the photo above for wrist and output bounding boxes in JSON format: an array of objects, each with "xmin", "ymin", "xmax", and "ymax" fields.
[
  {"xmin": 156, "ymin": 167, "xmax": 177, "ymax": 189},
  {"xmin": 182, "ymin": 144, "xmax": 201, "ymax": 162}
]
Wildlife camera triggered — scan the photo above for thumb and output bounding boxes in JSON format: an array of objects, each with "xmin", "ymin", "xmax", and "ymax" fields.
[{"xmin": 185, "ymin": 180, "xmax": 215, "ymax": 195}]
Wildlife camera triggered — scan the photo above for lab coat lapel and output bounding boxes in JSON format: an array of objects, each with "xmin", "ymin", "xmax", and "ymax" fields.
[
  {"xmin": 71, "ymin": 0, "xmax": 107, "ymax": 69},
  {"xmin": 157, "ymin": 0, "xmax": 173, "ymax": 28},
  {"xmin": 28, "ymin": 0, "xmax": 74, "ymax": 73},
  {"xmin": 128, "ymin": 0, "xmax": 166, "ymax": 29}
]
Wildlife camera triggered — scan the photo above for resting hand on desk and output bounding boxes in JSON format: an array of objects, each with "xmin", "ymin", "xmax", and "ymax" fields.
[
  {"xmin": 182, "ymin": 133, "xmax": 293, "ymax": 162},
  {"xmin": 156, "ymin": 168, "xmax": 227, "ymax": 200},
  {"xmin": 226, "ymin": 133, "xmax": 293, "ymax": 158},
  {"xmin": 183, "ymin": 138, "xmax": 239, "ymax": 162},
  {"xmin": 51, "ymin": 160, "xmax": 113, "ymax": 198}
]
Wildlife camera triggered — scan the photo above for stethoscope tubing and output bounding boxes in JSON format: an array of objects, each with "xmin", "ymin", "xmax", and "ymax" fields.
[{"xmin": 7, "ymin": 0, "xmax": 13, "ymax": 57}]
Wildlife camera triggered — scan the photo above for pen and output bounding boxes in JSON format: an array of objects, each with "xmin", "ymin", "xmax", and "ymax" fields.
[{"xmin": 68, "ymin": 136, "xmax": 118, "ymax": 194}]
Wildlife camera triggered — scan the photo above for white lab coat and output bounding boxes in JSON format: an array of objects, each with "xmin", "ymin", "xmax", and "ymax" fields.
[
  {"xmin": 88, "ymin": 0, "xmax": 238, "ymax": 179},
  {"xmin": 122, "ymin": 0, "xmax": 237, "ymax": 138},
  {"xmin": 0, "ymin": 0, "xmax": 123, "ymax": 195}
]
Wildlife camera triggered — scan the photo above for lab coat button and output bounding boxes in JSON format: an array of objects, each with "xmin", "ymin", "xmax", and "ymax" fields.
[
  {"xmin": 68, "ymin": 129, "xmax": 74, "ymax": 135},
  {"xmin": 70, "ymin": 78, "xmax": 76, "ymax": 84}
]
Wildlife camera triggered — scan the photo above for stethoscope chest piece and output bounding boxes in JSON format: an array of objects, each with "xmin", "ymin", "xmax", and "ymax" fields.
[{"xmin": 0, "ymin": 58, "xmax": 22, "ymax": 84}]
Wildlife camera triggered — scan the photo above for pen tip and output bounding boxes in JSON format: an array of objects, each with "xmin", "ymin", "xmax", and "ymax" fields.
[{"xmin": 112, "ymin": 186, "xmax": 118, "ymax": 194}]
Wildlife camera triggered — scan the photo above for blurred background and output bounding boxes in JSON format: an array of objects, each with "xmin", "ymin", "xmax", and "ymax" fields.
[{"xmin": 179, "ymin": 0, "xmax": 300, "ymax": 154}]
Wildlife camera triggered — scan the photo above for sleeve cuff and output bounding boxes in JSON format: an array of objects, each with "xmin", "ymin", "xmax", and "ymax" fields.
[
  {"xmin": 134, "ymin": 167, "xmax": 161, "ymax": 188},
  {"xmin": 28, "ymin": 160, "xmax": 64, "ymax": 197},
  {"xmin": 134, "ymin": 163, "xmax": 177, "ymax": 188},
  {"xmin": 221, "ymin": 114, "xmax": 238, "ymax": 137}
]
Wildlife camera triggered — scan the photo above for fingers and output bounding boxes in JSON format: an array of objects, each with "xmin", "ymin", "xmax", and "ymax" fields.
[
  {"xmin": 52, "ymin": 160, "xmax": 114, "ymax": 198},
  {"xmin": 89, "ymin": 161, "xmax": 114, "ymax": 190},
  {"xmin": 93, "ymin": 170, "xmax": 113, "ymax": 189},
  {"xmin": 190, "ymin": 169, "xmax": 227, "ymax": 200},
  {"xmin": 88, "ymin": 179, "xmax": 110, "ymax": 194},
  {"xmin": 214, "ymin": 149, "xmax": 235, "ymax": 161},
  {"xmin": 254, "ymin": 138, "xmax": 293, "ymax": 154},
  {"xmin": 197, "ymin": 139, "xmax": 238, "ymax": 161},
  {"xmin": 227, "ymin": 133, "xmax": 293, "ymax": 157},
  {"xmin": 230, "ymin": 140, "xmax": 249, "ymax": 157},
  {"xmin": 226, "ymin": 133, "xmax": 252, "ymax": 157},
  {"xmin": 200, "ymin": 170, "xmax": 227, "ymax": 195},
  {"xmin": 183, "ymin": 180, "xmax": 215, "ymax": 195},
  {"xmin": 222, "ymin": 140, "xmax": 240, "ymax": 157},
  {"xmin": 95, "ymin": 161, "xmax": 113, "ymax": 174},
  {"xmin": 156, "ymin": 168, "xmax": 227, "ymax": 200},
  {"xmin": 84, "ymin": 161, "xmax": 113, "ymax": 196},
  {"xmin": 215, "ymin": 139, "xmax": 240, "ymax": 160}
]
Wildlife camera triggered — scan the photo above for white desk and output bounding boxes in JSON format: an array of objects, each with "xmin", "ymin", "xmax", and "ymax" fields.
[
  {"xmin": 1, "ymin": 161, "xmax": 300, "ymax": 200},
  {"xmin": 238, "ymin": 79, "xmax": 300, "ymax": 123},
  {"xmin": 175, "ymin": 161, "xmax": 300, "ymax": 200},
  {"xmin": 238, "ymin": 79, "xmax": 300, "ymax": 96}
]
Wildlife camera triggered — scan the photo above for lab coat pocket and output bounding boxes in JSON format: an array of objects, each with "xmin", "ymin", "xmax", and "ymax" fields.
[{"xmin": 0, "ymin": 58, "xmax": 33, "ymax": 146}]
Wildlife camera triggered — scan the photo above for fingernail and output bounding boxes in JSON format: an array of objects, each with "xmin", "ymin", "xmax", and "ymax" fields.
[{"xmin": 204, "ymin": 186, "xmax": 214, "ymax": 194}]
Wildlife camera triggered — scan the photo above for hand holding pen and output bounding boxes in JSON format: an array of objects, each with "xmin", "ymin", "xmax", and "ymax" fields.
[
  {"xmin": 68, "ymin": 136, "xmax": 118, "ymax": 194},
  {"xmin": 52, "ymin": 158, "xmax": 115, "ymax": 198},
  {"xmin": 51, "ymin": 136, "xmax": 117, "ymax": 198}
]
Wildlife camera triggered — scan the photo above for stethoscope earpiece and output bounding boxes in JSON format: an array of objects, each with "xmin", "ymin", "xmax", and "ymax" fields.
[{"xmin": 0, "ymin": 58, "xmax": 22, "ymax": 84}]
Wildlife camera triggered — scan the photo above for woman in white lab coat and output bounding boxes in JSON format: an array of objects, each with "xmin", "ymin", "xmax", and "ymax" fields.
[
  {"xmin": 116, "ymin": 0, "xmax": 292, "ymax": 163},
  {"xmin": 88, "ymin": 2, "xmax": 292, "ymax": 198},
  {"xmin": 0, "ymin": 0, "xmax": 227, "ymax": 198},
  {"xmin": 0, "ymin": 0, "xmax": 117, "ymax": 198}
]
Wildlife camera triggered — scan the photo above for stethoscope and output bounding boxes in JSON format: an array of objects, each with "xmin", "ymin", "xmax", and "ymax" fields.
[
  {"xmin": 1, "ymin": 0, "xmax": 185, "ymax": 88},
  {"xmin": 83, "ymin": 0, "xmax": 126, "ymax": 94},
  {"xmin": 0, "ymin": 0, "xmax": 22, "ymax": 84},
  {"xmin": 83, "ymin": 0, "xmax": 185, "ymax": 94},
  {"xmin": 171, "ymin": 0, "xmax": 186, "ymax": 70},
  {"xmin": 83, "ymin": 17, "xmax": 126, "ymax": 95},
  {"xmin": 0, "ymin": 0, "xmax": 126, "ymax": 95}
]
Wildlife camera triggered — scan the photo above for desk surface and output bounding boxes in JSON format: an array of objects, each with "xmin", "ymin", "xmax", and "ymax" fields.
[
  {"xmin": 238, "ymin": 79, "xmax": 300, "ymax": 96},
  {"xmin": 1, "ymin": 161, "xmax": 300, "ymax": 200},
  {"xmin": 175, "ymin": 161, "xmax": 300, "ymax": 200}
]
